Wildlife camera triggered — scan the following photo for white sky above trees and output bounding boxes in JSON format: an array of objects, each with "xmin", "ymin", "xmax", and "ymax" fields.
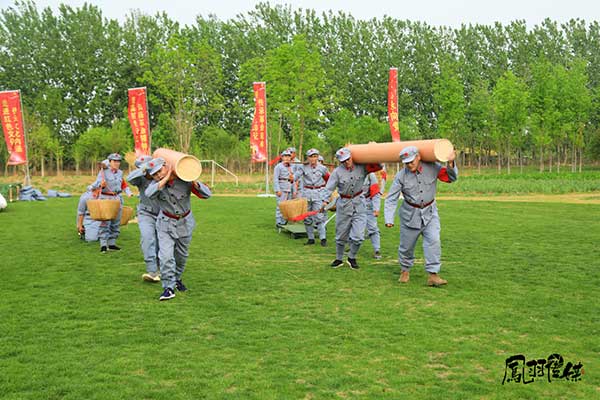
[{"xmin": 5, "ymin": 0, "xmax": 599, "ymax": 28}]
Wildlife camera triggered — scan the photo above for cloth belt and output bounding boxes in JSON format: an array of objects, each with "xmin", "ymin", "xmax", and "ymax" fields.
[
  {"xmin": 404, "ymin": 199, "xmax": 435, "ymax": 209},
  {"xmin": 304, "ymin": 185, "xmax": 325, "ymax": 189},
  {"xmin": 101, "ymin": 191, "xmax": 120, "ymax": 196},
  {"xmin": 162, "ymin": 210, "xmax": 191, "ymax": 220},
  {"xmin": 340, "ymin": 190, "xmax": 363, "ymax": 199}
]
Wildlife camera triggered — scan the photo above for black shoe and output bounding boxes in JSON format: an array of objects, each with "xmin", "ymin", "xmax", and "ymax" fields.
[
  {"xmin": 321, "ymin": 239, "xmax": 327, "ymax": 247},
  {"xmin": 100, "ymin": 246, "xmax": 107, "ymax": 253},
  {"xmin": 347, "ymin": 258, "xmax": 360, "ymax": 270},
  {"xmin": 331, "ymin": 259, "xmax": 344, "ymax": 268},
  {"xmin": 175, "ymin": 280, "xmax": 188, "ymax": 292},
  {"xmin": 304, "ymin": 239, "xmax": 315, "ymax": 245},
  {"xmin": 108, "ymin": 245, "xmax": 121, "ymax": 251},
  {"xmin": 374, "ymin": 251, "xmax": 382, "ymax": 259},
  {"xmin": 159, "ymin": 288, "xmax": 176, "ymax": 301}
]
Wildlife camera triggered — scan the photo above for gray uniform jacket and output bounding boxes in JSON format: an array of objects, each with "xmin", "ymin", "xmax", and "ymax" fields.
[
  {"xmin": 93, "ymin": 168, "xmax": 132, "ymax": 197},
  {"xmin": 273, "ymin": 162, "xmax": 295, "ymax": 193},
  {"xmin": 321, "ymin": 164, "xmax": 381, "ymax": 216},
  {"xmin": 384, "ymin": 162, "xmax": 458, "ymax": 229},
  {"xmin": 294, "ymin": 164, "xmax": 329, "ymax": 200},
  {"xmin": 127, "ymin": 168, "xmax": 160, "ymax": 215},
  {"xmin": 145, "ymin": 178, "xmax": 211, "ymax": 216}
]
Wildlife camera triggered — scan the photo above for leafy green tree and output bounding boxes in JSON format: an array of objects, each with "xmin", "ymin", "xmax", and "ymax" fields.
[
  {"xmin": 492, "ymin": 71, "xmax": 529, "ymax": 173},
  {"xmin": 142, "ymin": 33, "xmax": 224, "ymax": 153}
]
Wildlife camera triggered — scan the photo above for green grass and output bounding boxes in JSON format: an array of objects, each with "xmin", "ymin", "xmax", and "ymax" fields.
[
  {"xmin": 0, "ymin": 196, "xmax": 599, "ymax": 399},
  {"xmin": 3, "ymin": 167, "xmax": 600, "ymax": 197}
]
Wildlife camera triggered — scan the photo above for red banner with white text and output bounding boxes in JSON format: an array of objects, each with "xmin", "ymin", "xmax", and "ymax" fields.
[
  {"xmin": 128, "ymin": 87, "xmax": 151, "ymax": 157},
  {"xmin": 250, "ymin": 82, "xmax": 267, "ymax": 162},
  {"xmin": 387, "ymin": 68, "xmax": 401, "ymax": 142},
  {"xmin": 0, "ymin": 90, "xmax": 27, "ymax": 165}
]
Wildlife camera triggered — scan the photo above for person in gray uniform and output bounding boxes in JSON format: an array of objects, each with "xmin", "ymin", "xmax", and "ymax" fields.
[
  {"xmin": 362, "ymin": 172, "xmax": 382, "ymax": 259},
  {"xmin": 145, "ymin": 158, "xmax": 212, "ymax": 301},
  {"xmin": 384, "ymin": 146, "xmax": 457, "ymax": 287},
  {"xmin": 294, "ymin": 148, "xmax": 330, "ymax": 246},
  {"xmin": 273, "ymin": 149, "xmax": 294, "ymax": 226},
  {"xmin": 92, "ymin": 153, "xmax": 132, "ymax": 253},
  {"xmin": 76, "ymin": 184, "xmax": 102, "ymax": 241},
  {"xmin": 127, "ymin": 155, "xmax": 161, "ymax": 283},
  {"xmin": 320, "ymin": 147, "xmax": 382, "ymax": 270},
  {"xmin": 287, "ymin": 147, "xmax": 301, "ymax": 197}
]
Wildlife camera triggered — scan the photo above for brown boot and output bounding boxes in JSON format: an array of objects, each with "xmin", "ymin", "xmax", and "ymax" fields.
[
  {"xmin": 399, "ymin": 270, "xmax": 410, "ymax": 283},
  {"xmin": 427, "ymin": 273, "xmax": 448, "ymax": 287}
]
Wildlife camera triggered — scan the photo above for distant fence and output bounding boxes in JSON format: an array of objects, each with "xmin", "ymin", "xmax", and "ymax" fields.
[{"xmin": 199, "ymin": 160, "xmax": 239, "ymax": 187}]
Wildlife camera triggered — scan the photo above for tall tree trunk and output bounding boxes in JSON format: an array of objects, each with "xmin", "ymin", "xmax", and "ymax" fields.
[
  {"xmin": 507, "ymin": 141, "xmax": 511, "ymax": 174},
  {"xmin": 298, "ymin": 115, "xmax": 305, "ymax": 158},
  {"xmin": 579, "ymin": 148, "xmax": 583, "ymax": 173},
  {"xmin": 497, "ymin": 151, "xmax": 501, "ymax": 174},
  {"xmin": 539, "ymin": 146, "xmax": 544, "ymax": 172},
  {"xmin": 571, "ymin": 142, "xmax": 577, "ymax": 172},
  {"xmin": 41, "ymin": 153, "xmax": 45, "ymax": 177},
  {"xmin": 277, "ymin": 114, "xmax": 283, "ymax": 155},
  {"xmin": 519, "ymin": 148, "xmax": 523, "ymax": 174}
]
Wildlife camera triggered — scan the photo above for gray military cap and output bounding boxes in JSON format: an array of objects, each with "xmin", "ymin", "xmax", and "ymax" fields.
[
  {"xmin": 399, "ymin": 146, "xmax": 419, "ymax": 163},
  {"xmin": 147, "ymin": 158, "xmax": 166, "ymax": 175}
]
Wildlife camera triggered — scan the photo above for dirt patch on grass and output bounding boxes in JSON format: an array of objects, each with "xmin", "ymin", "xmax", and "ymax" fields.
[{"xmin": 439, "ymin": 193, "xmax": 600, "ymax": 205}]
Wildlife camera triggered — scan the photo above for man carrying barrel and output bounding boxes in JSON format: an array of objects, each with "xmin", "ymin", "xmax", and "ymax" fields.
[
  {"xmin": 293, "ymin": 148, "xmax": 330, "ymax": 246},
  {"xmin": 273, "ymin": 149, "xmax": 294, "ymax": 226},
  {"xmin": 320, "ymin": 147, "xmax": 382, "ymax": 270},
  {"xmin": 76, "ymin": 184, "xmax": 102, "ymax": 242},
  {"xmin": 127, "ymin": 155, "xmax": 161, "ymax": 283},
  {"xmin": 145, "ymin": 157, "xmax": 212, "ymax": 301},
  {"xmin": 384, "ymin": 146, "xmax": 457, "ymax": 286},
  {"xmin": 93, "ymin": 153, "xmax": 132, "ymax": 253}
]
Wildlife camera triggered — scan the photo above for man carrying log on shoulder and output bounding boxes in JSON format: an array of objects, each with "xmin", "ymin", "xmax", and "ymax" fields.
[
  {"xmin": 320, "ymin": 147, "xmax": 382, "ymax": 270},
  {"xmin": 145, "ymin": 158, "xmax": 212, "ymax": 301},
  {"xmin": 384, "ymin": 146, "xmax": 457, "ymax": 287}
]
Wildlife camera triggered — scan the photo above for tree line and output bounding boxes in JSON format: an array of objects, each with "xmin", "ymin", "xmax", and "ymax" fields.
[{"xmin": 1, "ymin": 0, "xmax": 600, "ymax": 175}]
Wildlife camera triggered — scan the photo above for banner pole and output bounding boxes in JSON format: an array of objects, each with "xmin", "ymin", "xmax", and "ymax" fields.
[
  {"xmin": 144, "ymin": 86, "xmax": 151, "ymax": 153},
  {"xmin": 19, "ymin": 90, "xmax": 31, "ymax": 186},
  {"xmin": 264, "ymin": 82, "xmax": 270, "ymax": 195}
]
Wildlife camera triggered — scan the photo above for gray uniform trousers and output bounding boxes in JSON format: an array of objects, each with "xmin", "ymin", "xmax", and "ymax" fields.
[
  {"xmin": 275, "ymin": 191, "xmax": 293, "ymax": 225},
  {"xmin": 334, "ymin": 198, "xmax": 367, "ymax": 260},
  {"xmin": 397, "ymin": 205, "xmax": 441, "ymax": 273},
  {"xmin": 365, "ymin": 202, "xmax": 381, "ymax": 252},
  {"xmin": 303, "ymin": 188, "xmax": 326, "ymax": 240},
  {"xmin": 83, "ymin": 215, "xmax": 101, "ymax": 241},
  {"xmin": 138, "ymin": 209, "xmax": 159, "ymax": 274},
  {"xmin": 157, "ymin": 212, "xmax": 195, "ymax": 290},
  {"xmin": 98, "ymin": 194, "xmax": 122, "ymax": 247}
]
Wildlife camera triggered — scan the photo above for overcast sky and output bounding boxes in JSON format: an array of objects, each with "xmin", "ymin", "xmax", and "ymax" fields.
[{"xmin": 2, "ymin": 0, "xmax": 599, "ymax": 28}]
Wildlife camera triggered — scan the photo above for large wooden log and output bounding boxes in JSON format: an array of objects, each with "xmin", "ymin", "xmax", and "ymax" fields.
[
  {"xmin": 152, "ymin": 148, "xmax": 202, "ymax": 182},
  {"xmin": 347, "ymin": 139, "xmax": 454, "ymax": 163}
]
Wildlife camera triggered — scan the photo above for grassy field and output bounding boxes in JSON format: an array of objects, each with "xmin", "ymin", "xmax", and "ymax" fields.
[
  {"xmin": 0, "ymin": 194, "xmax": 598, "ymax": 399},
  {"xmin": 2, "ymin": 167, "xmax": 600, "ymax": 197}
]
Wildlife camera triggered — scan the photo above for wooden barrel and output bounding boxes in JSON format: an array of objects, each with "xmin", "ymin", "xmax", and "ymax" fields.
[
  {"xmin": 347, "ymin": 139, "xmax": 454, "ymax": 163},
  {"xmin": 280, "ymin": 198, "xmax": 308, "ymax": 221},
  {"xmin": 120, "ymin": 206, "xmax": 134, "ymax": 225},
  {"xmin": 153, "ymin": 148, "xmax": 202, "ymax": 182},
  {"xmin": 87, "ymin": 199, "xmax": 121, "ymax": 221}
]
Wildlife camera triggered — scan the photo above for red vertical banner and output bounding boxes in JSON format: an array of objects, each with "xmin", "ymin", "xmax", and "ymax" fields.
[
  {"xmin": 0, "ymin": 90, "xmax": 27, "ymax": 165},
  {"xmin": 128, "ymin": 87, "xmax": 151, "ymax": 157},
  {"xmin": 250, "ymin": 82, "xmax": 267, "ymax": 162},
  {"xmin": 388, "ymin": 68, "xmax": 401, "ymax": 142}
]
